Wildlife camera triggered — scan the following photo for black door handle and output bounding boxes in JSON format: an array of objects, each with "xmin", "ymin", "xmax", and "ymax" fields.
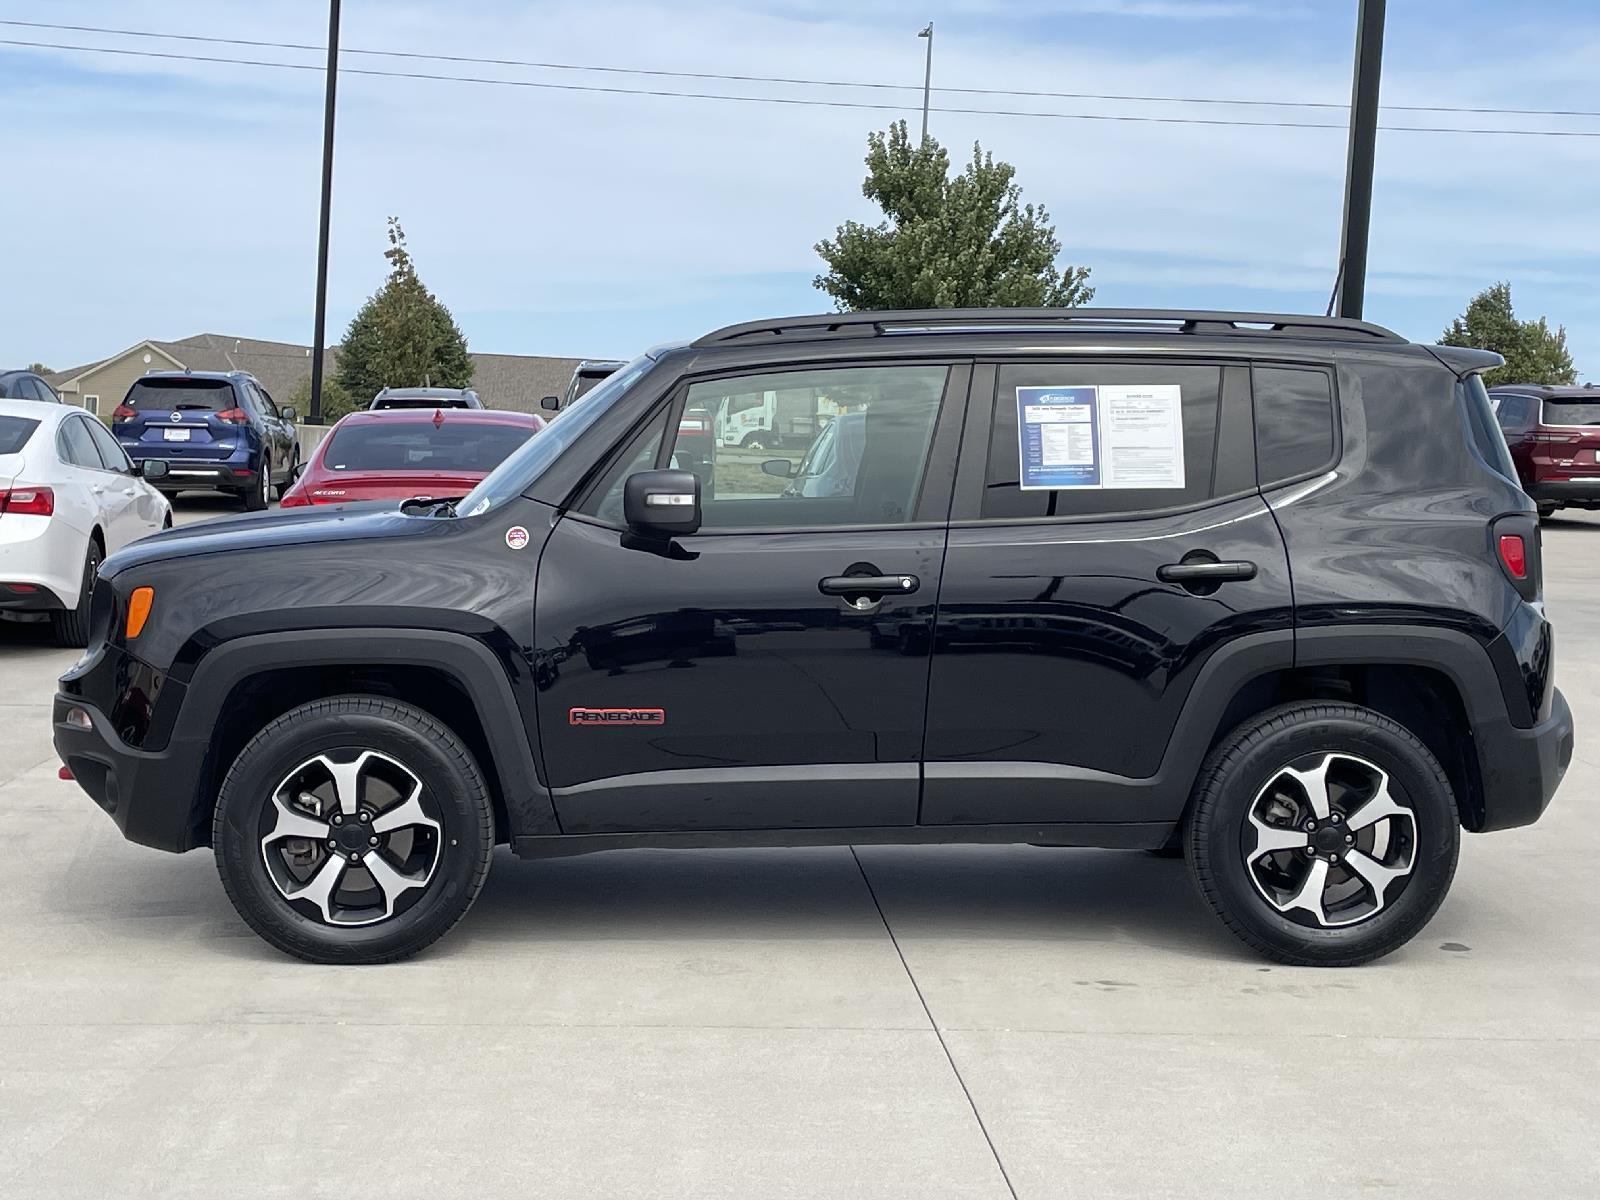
[
  {"xmin": 1157, "ymin": 560, "xmax": 1257, "ymax": 583},
  {"xmin": 819, "ymin": 574, "xmax": 920, "ymax": 596}
]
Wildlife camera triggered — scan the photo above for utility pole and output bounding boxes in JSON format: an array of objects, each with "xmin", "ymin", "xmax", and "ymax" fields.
[
  {"xmin": 309, "ymin": 0, "xmax": 342, "ymax": 424},
  {"xmin": 917, "ymin": 22, "xmax": 933, "ymax": 143},
  {"xmin": 1335, "ymin": 0, "xmax": 1385, "ymax": 320}
]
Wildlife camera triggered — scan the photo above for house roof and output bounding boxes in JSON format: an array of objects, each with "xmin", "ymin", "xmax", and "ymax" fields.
[{"xmin": 47, "ymin": 334, "xmax": 591, "ymax": 417}]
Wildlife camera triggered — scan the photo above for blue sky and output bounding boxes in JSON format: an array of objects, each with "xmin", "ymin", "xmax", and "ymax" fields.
[{"xmin": 3, "ymin": 0, "xmax": 1598, "ymax": 379}]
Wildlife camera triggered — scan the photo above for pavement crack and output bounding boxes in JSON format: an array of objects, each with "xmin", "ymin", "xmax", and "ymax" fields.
[{"xmin": 850, "ymin": 845, "xmax": 1019, "ymax": 1200}]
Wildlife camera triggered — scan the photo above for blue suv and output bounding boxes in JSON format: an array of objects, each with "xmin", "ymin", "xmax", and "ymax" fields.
[{"xmin": 112, "ymin": 371, "xmax": 298, "ymax": 510}]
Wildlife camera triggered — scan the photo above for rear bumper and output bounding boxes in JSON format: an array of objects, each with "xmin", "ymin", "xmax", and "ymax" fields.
[
  {"xmin": 1525, "ymin": 478, "xmax": 1600, "ymax": 506},
  {"xmin": 0, "ymin": 582, "xmax": 65, "ymax": 611},
  {"xmin": 145, "ymin": 462, "xmax": 256, "ymax": 491},
  {"xmin": 1472, "ymin": 687, "xmax": 1574, "ymax": 832},
  {"xmin": 53, "ymin": 693, "xmax": 208, "ymax": 852}
]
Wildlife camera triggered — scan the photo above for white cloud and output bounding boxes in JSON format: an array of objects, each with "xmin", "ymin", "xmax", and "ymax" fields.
[{"xmin": 1, "ymin": 0, "xmax": 1596, "ymax": 373}]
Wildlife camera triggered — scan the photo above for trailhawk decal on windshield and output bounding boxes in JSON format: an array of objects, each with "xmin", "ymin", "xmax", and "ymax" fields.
[{"xmin": 569, "ymin": 707, "xmax": 666, "ymax": 727}]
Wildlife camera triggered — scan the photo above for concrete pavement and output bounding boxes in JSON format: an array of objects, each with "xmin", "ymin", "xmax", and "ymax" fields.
[{"xmin": 1, "ymin": 496, "xmax": 1596, "ymax": 1198}]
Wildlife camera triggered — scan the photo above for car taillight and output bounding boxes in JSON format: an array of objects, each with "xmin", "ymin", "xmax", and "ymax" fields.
[
  {"xmin": 111, "ymin": 403, "xmax": 136, "ymax": 422},
  {"xmin": 217, "ymin": 407, "xmax": 249, "ymax": 424},
  {"xmin": 678, "ymin": 417, "xmax": 708, "ymax": 435},
  {"xmin": 278, "ymin": 490, "xmax": 309, "ymax": 508},
  {"xmin": 1497, "ymin": 534, "xmax": 1527, "ymax": 580},
  {"xmin": 0, "ymin": 486, "xmax": 54, "ymax": 516}
]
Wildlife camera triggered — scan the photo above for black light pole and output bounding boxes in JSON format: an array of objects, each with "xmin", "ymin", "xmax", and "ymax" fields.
[
  {"xmin": 308, "ymin": 0, "xmax": 342, "ymax": 424},
  {"xmin": 1334, "ymin": 0, "xmax": 1386, "ymax": 321}
]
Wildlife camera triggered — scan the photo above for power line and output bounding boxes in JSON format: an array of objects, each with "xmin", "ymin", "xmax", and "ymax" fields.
[
  {"xmin": 5, "ymin": 37, "xmax": 1600, "ymax": 138},
  {"xmin": 4, "ymin": 16, "xmax": 1600, "ymax": 121}
]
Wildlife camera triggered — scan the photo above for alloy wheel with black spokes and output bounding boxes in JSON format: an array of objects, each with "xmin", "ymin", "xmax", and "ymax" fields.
[
  {"xmin": 260, "ymin": 750, "xmax": 444, "ymax": 929},
  {"xmin": 1243, "ymin": 752, "xmax": 1417, "ymax": 929},
  {"xmin": 1186, "ymin": 702, "xmax": 1460, "ymax": 967},
  {"xmin": 214, "ymin": 696, "xmax": 495, "ymax": 964}
]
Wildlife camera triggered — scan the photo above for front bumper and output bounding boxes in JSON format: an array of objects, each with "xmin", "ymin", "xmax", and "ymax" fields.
[
  {"xmin": 1472, "ymin": 687, "xmax": 1574, "ymax": 832},
  {"xmin": 53, "ymin": 694, "xmax": 209, "ymax": 853}
]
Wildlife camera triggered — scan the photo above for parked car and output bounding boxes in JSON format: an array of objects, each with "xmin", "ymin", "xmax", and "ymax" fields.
[
  {"xmin": 279, "ymin": 409, "xmax": 545, "ymax": 508},
  {"xmin": 369, "ymin": 386, "xmax": 481, "ymax": 411},
  {"xmin": 543, "ymin": 360, "xmax": 626, "ymax": 413},
  {"xmin": 1489, "ymin": 383, "xmax": 1600, "ymax": 516},
  {"xmin": 111, "ymin": 371, "xmax": 297, "ymax": 511},
  {"xmin": 0, "ymin": 369, "xmax": 65, "ymax": 403},
  {"xmin": 55, "ymin": 308, "xmax": 1570, "ymax": 967},
  {"xmin": 0, "ymin": 400, "xmax": 171, "ymax": 645}
]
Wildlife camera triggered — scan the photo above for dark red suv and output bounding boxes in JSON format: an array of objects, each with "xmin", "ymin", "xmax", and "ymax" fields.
[{"xmin": 1491, "ymin": 383, "xmax": 1600, "ymax": 516}]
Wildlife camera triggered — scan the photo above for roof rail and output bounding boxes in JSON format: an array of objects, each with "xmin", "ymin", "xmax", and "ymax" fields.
[{"xmin": 692, "ymin": 308, "xmax": 1405, "ymax": 347}]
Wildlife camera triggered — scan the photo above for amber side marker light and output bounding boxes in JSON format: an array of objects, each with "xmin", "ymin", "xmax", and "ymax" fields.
[{"xmin": 126, "ymin": 587, "xmax": 155, "ymax": 639}]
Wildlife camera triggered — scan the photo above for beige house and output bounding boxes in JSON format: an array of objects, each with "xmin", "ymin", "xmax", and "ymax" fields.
[{"xmin": 48, "ymin": 334, "xmax": 587, "ymax": 420}]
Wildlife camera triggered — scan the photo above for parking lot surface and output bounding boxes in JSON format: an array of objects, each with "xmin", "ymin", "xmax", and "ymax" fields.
[{"xmin": 2, "ymin": 497, "xmax": 1597, "ymax": 1198}]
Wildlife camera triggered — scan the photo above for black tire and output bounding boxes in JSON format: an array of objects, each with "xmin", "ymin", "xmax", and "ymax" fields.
[
  {"xmin": 50, "ymin": 538, "xmax": 102, "ymax": 648},
  {"xmin": 213, "ymin": 696, "xmax": 495, "ymax": 964},
  {"xmin": 1184, "ymin": 701, "xmax": 1459, "ymax": 967},
  {"xmin": 274, "ymin": 449, "xmax": 298, "ymax": 501},
  {"xmin": 243, "ymin": 456, "xmax": 270, "ymax": 511}
]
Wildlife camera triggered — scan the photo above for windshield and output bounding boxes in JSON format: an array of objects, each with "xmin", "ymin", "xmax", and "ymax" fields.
[
  {"xmin": 1544, "ymin": 401, "xmax": 1600, "ymax": 426},
  {"xmin": 322, "ymin": 420, "xmax": 537, "ymax": 474},
  {"xmin": 126, "ymin": 379, "xmax": 236, "ymax": 411},
  {"xmin": 460, "ymin": 354, "xmax": 654, "ymax": 517}
]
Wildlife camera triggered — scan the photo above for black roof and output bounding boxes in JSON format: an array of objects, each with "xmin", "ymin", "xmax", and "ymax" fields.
[
  {"xmin": 692, "ymin": 308, "xmax": 1407, "ymax": 348},
  {"xmin": 1488, "ymin": 383, "xmax": 1600, "ymax": 398}
]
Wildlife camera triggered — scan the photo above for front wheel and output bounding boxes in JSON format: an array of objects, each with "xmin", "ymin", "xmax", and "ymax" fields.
[
  {"xmin": 1185, "ymin": 701, "xmax": 1459, "ymax": 967},
  {"xmin": 213, "ymin": 696, "xmax": 495, "ymax": 964}
]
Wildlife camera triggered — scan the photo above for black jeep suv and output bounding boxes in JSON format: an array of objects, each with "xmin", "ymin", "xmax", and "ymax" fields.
[{"xmin": 53, "ymin": 309, "xmax": 1572, "ymax": 966}]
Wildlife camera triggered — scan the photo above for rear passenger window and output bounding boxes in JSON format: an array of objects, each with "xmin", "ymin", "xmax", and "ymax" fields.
[
  {"xmin": 1253, "ymin": 366, "xmax": 1336, "ymax": 486},
  {"xmin": 982, "ymin": 364, "xmax": 1222, "ymax": 519},
  {"xmin": 58, "ymin": 417, "xmax": 100, "ymax": 468}
]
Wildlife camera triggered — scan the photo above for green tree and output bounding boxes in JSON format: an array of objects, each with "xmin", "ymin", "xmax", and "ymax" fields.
[
  {"xmin": 26, "ymin": 361, "xmax": 51, "ymax": 374},
  {"xmin": 287, "ymin": 374, "xmax": 358, "ymax": 425},
  {"xmin": 815, "ymin": 121, "xmax": 1093, "ymax": 311},
  {"xmin": 1440, "ymin": 283, "xmax": 1576, "ymax": 388},
  {"xmin": 335, "ymin": 217, "xmax": 472, "ymax": 404}
]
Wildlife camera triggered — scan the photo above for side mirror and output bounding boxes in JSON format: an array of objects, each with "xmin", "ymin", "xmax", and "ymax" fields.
[
  {"xmin": 623, "ymin": 469, "xmax": 700, "ymax": 537},
  {"xmin": 139, "ymin": 459, "xmax": 169, "ymax": 481},
  {"xmin": 291, "ymin": 459, "xmax": 309, "ymax": 481},
  {"xmin": 282, "ymin": 406, "xmax": 297, "ymax": 423},
  {"xmin": 540, "ymin": 395, "xmax": 560, "ymax": 412},
  {"xmin": 760, "ymin": 458, "xmax": 794, "ymax": 478}
]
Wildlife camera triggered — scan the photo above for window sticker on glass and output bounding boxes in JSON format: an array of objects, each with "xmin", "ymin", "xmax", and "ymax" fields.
[{"xmin": 1016, "ymin": 384, "xmax": 1185, "ymax": 490}]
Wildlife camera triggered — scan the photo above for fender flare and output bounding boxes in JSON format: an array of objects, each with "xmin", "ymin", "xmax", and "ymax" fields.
[{"xmin": 177, "ymin": 627, "xmax": 557, "ymax": 839}]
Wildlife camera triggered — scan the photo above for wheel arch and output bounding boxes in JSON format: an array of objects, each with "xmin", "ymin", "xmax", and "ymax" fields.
[
  {"xmin": 175, "ymin": 628, "xmax": 556, "ymax": 848},
  {"xmin": 1178, "ymin": 625, "xmax": 1512, "ymax": 832}
]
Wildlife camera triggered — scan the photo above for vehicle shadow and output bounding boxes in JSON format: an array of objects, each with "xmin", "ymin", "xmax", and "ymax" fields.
[{"xmin": 448, "ymin": 843, "xmax": 1245, "ymax": 963}]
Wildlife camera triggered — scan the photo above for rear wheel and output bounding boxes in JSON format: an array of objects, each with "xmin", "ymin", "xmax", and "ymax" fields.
[
  {"xmin": 1537, "ymin": 502, "xmax": 1558, "ymax": 518},
  {"xmin": 50, "ymin": 538, "xmax": 102, "ymax": 648},
  {"xmin": 243, "ymin": 456, "xmax": 270, "ymax": 511},
  {"xmin": 213, "ymin": 697, "xmax": 495, "ymax": 964},
  {"xmin": 274, "ymin": 449, "xmax": 299, "ymax": 501},
  {"xmin": 1185, "ymin": 701, "xmax": 1459, "ymax": 967}
]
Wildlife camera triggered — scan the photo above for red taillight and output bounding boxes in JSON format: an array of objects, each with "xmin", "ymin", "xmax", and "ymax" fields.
[
  {"xmin": 678, "ymin": 417, "xmax": 708, "ymax": 435},
  {"xmin": 0, "ymin": 486, "xmax": 54, "ymax": 516},
  {"xmin": 111, "ymin": 403, "xmax": 136, "ymax": 422},
  {"xmin": 1498, "ymin": 533, "xmax": 1528, "ymax": 580},
  {"xmin": 217, "ymin": 407, "xmax": 249, "ymax": 425},
  {"xmin": 278, "ymin": 491, "xmax": 309, "ymax": 508}
]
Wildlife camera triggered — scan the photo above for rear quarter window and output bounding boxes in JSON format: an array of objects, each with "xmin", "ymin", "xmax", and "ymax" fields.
[
  {"xmin": 1252, "ymin": 365, "xmax": 1337, "ymax": 486},
  {"xmin": 1463, "ymin": 376, "xmax": 1518, "ymax": 482},
  {"xmin": 0, "ymin": 415, "xmax": 40, "ymax": 454}
]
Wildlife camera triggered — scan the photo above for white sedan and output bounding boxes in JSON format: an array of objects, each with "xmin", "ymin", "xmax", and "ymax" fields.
[{"xmin": 0, "ymin": 399, "xmax": 172, "ymax": 646}]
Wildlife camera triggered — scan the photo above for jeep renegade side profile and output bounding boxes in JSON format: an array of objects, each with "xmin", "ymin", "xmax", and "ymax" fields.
[{"xmin": 53, "ymin": 309, "xmax": 1573, "ymax": 966}]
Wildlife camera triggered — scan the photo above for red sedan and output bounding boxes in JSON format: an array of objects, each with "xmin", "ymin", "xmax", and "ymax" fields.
[{"xmin": 279, "ymin": 408, "xmax": 545, "ymax": 508}]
